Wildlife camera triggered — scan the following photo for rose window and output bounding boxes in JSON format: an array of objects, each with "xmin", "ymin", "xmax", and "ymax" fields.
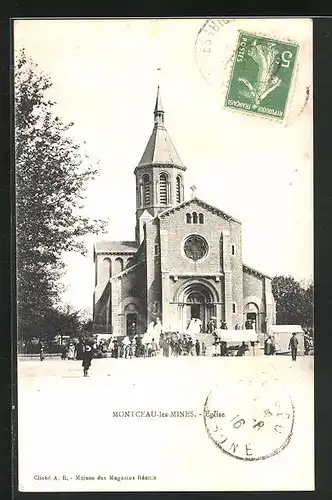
[{"xmin": 183, "ymin": 235, "xmax": 208, "ymax": 261}]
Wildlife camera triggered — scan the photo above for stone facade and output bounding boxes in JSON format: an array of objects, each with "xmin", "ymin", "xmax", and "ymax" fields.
[{"xmin": 93, "ymin": 88, "xmax": 276, "ymax": 337}]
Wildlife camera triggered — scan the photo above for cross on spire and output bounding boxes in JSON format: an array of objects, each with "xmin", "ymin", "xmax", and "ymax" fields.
[{"xmin": 190, "ymin": 185, "xmax": 197, "ymax": 198}]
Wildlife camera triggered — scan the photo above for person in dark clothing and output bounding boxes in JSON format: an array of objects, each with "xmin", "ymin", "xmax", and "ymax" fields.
[
  {"xmin": 207, "ymin": 319, "xmax": 215, "ymax": 334},
  {"xmin": 236, "ymin": 342, "xmax": 248, "ymax": 357},
  {"xmin": 61, "ymin": 344, "xmax": 68, "ymax": 360},
  {"xmin": 135, "ymin": 336, "xmax": 142, "ymax": 357},
  {"xmin": 163, "ymin": 338, "xmax": 170, "ymax": 357},
  {"xmin": 264, "ymin": 336, "xmax": 273, "ymax": 355},
  {"xmin": 288, "ymin": 333, "xmax": 299, "ymax": 361},
  {"xmin": 75, "ymin": 341, "xmax": 84, "ymax": 360},
  {"xmin": 245, "ymin": 319, "xmax": 252, "ymax": 330},
  {"xmin": 113, "ymin": 339, "xmax": 119, "ymax": 358},
  {"xmin": 39, "ymin": 344, "xmax": 45, "ymax": 361},
  {"xmin": 304, "ymin": 335, "xmax": 310, "ymax": 355},
  {"xmin": 221, "ymin": 341, "xmax": 228, "ymax": 356},
  {"xmin": 195, "ymin": 339, "xmax": 200, "ymax": 356},
  {"xmin": 130, "ymin": 322, "xmax": 137, "ymax": 337},
  {"xmin": 82, "ymin": 344, "xmax": 93, "ymax": 376}
]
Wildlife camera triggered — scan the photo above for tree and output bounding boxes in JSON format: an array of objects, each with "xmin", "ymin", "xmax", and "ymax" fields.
[
  {"xmin": 272, "ymin": 275, "xmax": 313, "ymax": 330},
  {"xmin": 15, "ymin": 50, "xmax": 107, "ymax": 339},
  {"xmin": 39, "ymin": 307, "xmax": 83, "ymax": 340}
]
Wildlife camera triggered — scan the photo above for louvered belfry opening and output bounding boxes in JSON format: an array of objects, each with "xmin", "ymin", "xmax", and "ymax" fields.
[
  {"xmin": 143, "ymin": 174, "xmax": 150, "ymax": 206},
  {"xmin": 159, "ymin": 173, "xmax": 168, "ymax": 204},
  {"xmin": 176, "ymin": 175, "xmax": 181, "ymax": 203}
]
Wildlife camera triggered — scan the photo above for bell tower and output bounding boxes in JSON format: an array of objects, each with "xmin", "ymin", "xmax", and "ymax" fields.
[{"xmin": 134, "ymin": 86, "xmax": 187, "ymax": 243}]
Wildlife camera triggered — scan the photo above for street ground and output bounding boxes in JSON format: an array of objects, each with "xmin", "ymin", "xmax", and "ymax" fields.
[{"xmin": 17, "ymin": 355, "xmax": 314, "ymax": 492}]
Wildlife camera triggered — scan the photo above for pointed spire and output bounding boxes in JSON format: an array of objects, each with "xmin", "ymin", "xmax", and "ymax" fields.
[
  {"xmin": 136, "ymin": 86, "xmax": 186, "ymax": 170},
  {"xmin": 154, "ymin": 85, "xmax": 164, "ymax": 127},
  {"xmin": 154, "ymin": 85, "xmax": 164, "ymax": 112}
]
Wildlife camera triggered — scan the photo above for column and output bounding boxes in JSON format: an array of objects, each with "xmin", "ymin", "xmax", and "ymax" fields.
[
  {"xmin": 222, "ymin": 230, "xmax": 233, "ymax": 328},
  {"xmin": 264, "ymin": 277, "xmax": 275, "ymax": 329},
  {"xmin": 214, "ymin": 303, "xmax": 222, "ymax": 329},
  {"xmin": 160, "ymin": 229, "xmax": 169, "ymax": 329},
  {"xmin": 111, "ymin": 278, "xmax": 121, "ymax": 336},
  {"xmin": 167, "ymin": 181, "xmax": 171, "ymax": 205},
  {"xmin": 155, "ymin": 179, "xmax": 159, "ymax": 206}
]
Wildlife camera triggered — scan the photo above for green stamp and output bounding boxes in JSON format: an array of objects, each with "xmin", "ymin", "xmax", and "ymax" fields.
[{"xmin": 225, "ymin": 31, "xmax": 299, "ymax": 119}]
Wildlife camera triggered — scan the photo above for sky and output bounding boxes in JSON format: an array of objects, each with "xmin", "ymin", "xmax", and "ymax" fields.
[{"xmin": 14, "ymin": 18, "xmax": 313, "ymax": 314}]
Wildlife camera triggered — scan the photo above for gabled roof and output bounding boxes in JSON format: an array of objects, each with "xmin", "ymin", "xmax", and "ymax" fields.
[
  {"xmin": 94, "ymin": 240, "xmax": 138, "ymax": 254},
  {"xmin": 139, "ymin": 209, "xmax": 153, "ymax": 220},
  {"xmin": 156, "ymin": 197, "xmax": 241, "ymax": 224}
]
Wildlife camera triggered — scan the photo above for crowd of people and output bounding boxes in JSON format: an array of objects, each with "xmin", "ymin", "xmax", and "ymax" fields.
[
  {"xmin": 34, "ymin": 316, "xmax": 314, "ymax": 376},
  {"xmin": 106, "ymin": 333, "xmax": 207, "ymax": 358}
]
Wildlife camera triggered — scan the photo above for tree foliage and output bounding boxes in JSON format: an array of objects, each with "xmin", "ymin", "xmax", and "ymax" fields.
[
  {"xmin": 15, "ymin": 50, "xmax": 107, "ymax": 339},
  {"xmin": 272, "ymin": 275, "xmax": 313, "ymax": 331}
]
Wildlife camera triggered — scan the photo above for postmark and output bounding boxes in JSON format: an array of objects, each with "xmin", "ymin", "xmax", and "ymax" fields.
[
  {"xmin": 225, "ymin": 31, "xmax": 298, "ymax": 120},
  {"xmin": 203, "ymin": 373, "xmax": 294, "ymax": 461},
  {"xmin": 194, "ymin": 18, "xmax": 311, "ymax": 125}
]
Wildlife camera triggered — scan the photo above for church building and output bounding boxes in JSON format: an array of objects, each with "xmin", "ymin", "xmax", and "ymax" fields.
[{"xmin": 93, "ymin": 87, "xmax": 276, "ymax": 341}]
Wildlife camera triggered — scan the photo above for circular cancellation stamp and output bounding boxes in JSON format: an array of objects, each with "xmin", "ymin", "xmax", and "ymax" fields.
[
  {"xmin": 203, "ymin": 373, "xmax": 295, "ymax": 461},
  {"xmin": 195, "ymin": 18, "xmax": 312, "ymax": 125}
]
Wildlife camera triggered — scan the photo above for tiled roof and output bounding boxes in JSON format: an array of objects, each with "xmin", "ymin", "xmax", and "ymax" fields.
[{"xmin": 94, "ymin": 240, "xmax": 138, "ymax": 254}]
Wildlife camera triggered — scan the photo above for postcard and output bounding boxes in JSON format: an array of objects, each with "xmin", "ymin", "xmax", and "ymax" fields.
[{"xmin": 14, "ymin": 18, "xmax": 314, "ymax": 492}]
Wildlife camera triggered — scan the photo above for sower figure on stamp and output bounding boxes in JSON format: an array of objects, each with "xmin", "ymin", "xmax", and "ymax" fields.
[
  {"xmin": 82, "ymin": 344, "xmax": 93, "ymax": 377},
  {"xmin": 288, "ymin": 332, "xmax": 299, "ymax": 361}
]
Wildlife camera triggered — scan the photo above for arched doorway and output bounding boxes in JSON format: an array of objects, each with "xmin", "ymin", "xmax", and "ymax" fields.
[
  {"xmin": 244, "ymin": 302, "xmax": 259, "ymax": 330},
  {"xmin": 124, "ymin": 302, "xmax": 139, "ymax": 337},
  {"xmin": 175, "ymin": 281, "xmax": 218, "ymax": 332},
  {"xmin": 186, "ymin": 291, "xmax": 206, "ymax": 328}
]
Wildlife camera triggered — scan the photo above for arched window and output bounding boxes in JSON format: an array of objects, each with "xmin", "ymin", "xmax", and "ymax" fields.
[
  {"xmin": 103, "ymin": 257, "xmax": 112, "ymax": 278},
  {"xmin": 142, "ymin": 174, "xmax": 150, "ymax": 207},
  {"xmin": 199, "ymin": 213, "xmax": 204, "ymax": 224},
  {"xmin": 192, "ymin": 212, "xmax": 198, "ymax": 224},
  {"xmin": 176, "ymin": 175, "xmax": 182, "ymax": 203},
  {"xmin": 186, "ymin": 213, "xmax": 192, "ymax": 224},
  {"xmin": 159, "ymin": 173, "xmax": 168, "ymax": 205},
  {"xmin": 231, "ymin": 244, "xmax": 235, "ymax": 255},
  {"xmin": 127, "ymin": 257, "xmax": 133, "ymax": 267},
  {"xmin": 114, "ymin": 257, "xmax": 124, "ymax": 275}
]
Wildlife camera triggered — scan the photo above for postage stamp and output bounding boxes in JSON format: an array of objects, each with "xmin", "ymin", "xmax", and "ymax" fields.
[
  {"xmin": 203, "ymin": 374, "xmax": 295, "ymax": 461},
  {"xmin": 225, "ymin": 31, "xmax": 299, "ymax": 120}
]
